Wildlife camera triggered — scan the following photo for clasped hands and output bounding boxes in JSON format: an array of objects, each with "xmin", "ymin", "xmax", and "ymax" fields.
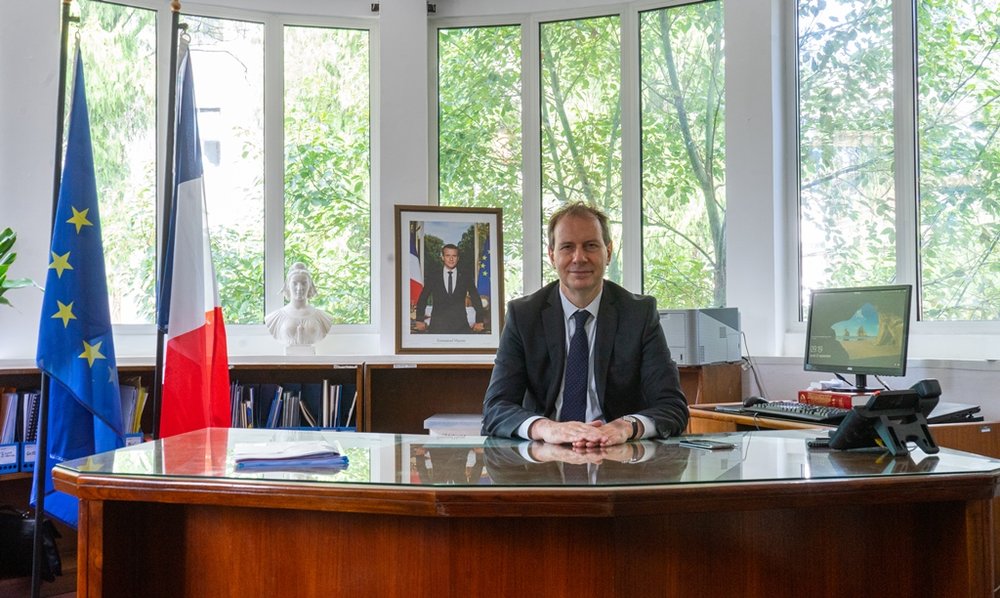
[
  {"xmin": 527, "ymin": 439, "xmax": 640, "ymax": 465},
  {"xmin": 528, "ymin": 418, "xmax": 634, "ymax": 448}
]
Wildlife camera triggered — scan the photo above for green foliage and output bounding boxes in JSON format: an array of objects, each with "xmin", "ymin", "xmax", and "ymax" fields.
[
  {"xmin": 539, "ymin": 16, "xmax": 624, "ymax": 283},
  {"xmin": 798, "ymin": 0, "xmax": 897, "ymax": 295},
  {"xmin": 0, "ymin": 228, "xmax": 36, "ymax": 308},
  {"xmin": 438, "ymin": 26, "xmax": 524, "ymax": 300},
  {"xmin": 185, "ymin": 15, "xmax": 266, "ymax": 325},
  {"xmin": 640, "ymin": 3, "xmax": 726, "ymax": 308},
  {"xmin": 76, "ymin": 1, "xmax": 157, "ymax": 322},
  {"xmin": 440, "ymin": 11, "xmax": 729, "ymax": 309},
  {"xmin": 915, "ymin": 0, "xmax": 1000, "ymax": 320},
  {"xmin": 798, "ymin": 0, "xmax": 1000, "ymax": 320},
  {"xmin": 283, "ymin": 26, "xmax": 371, "ymax": 324},
  {"xmin": 540, "ymin": 17, "xmax": 623, "ymax": 205}
]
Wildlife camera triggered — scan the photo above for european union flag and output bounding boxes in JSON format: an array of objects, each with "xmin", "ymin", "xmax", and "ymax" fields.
[
  {"xmin": 33, "ymin": 48, "xmax": 125, "ymax": 528},
  {"xmin": 476, "ymin": 233, "xmax": 490, "ymax": 300}
]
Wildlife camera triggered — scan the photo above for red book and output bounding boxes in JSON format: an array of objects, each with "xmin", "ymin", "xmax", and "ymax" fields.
[{"xmin": 797, "ymin": 389, "xmax": 875, "ymax": 409}]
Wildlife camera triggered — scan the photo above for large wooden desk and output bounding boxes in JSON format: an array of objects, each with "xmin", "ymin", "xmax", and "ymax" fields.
[{"xmin": 53, "ymin": 428, "xmax": 1000, "ymax": 597}]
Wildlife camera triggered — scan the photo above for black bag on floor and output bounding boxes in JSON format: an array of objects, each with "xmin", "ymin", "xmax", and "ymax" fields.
[{"xmin": 0, "ymin": 505, "xmax": 61, "ymax": 581}]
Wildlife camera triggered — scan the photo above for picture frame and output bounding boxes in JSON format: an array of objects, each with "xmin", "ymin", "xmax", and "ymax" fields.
[{"xmin": 395, "ymin": 205, "xmax": 504, "ymax": 354}]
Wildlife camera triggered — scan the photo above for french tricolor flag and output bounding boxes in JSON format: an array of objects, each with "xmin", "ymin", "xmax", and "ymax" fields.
[
  {"xmin": 409, "ymin": 221, "xmax": 423, "ymax": 306},
  {"xmin": 157, "ymin": 41, "xmax": 230, "ymax": 437}
]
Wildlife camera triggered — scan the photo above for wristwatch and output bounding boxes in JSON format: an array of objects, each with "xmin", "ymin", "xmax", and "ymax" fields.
[{"xmin": 621, "ymin": 415, "xmax": 640, "ymax": 441}]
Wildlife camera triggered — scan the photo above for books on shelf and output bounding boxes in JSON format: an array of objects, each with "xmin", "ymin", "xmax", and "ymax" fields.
[
  {"xmin": 0, "ymin": 389, "xmax": 18, "ymax": 444},
  {"xmin": 797, "ymin": 389, "xmax": 874, "ymax": 409},
  {"xmin": 21, "ymin": 390, "xmax": 40, "ymax": 443},
  {"xmin": 230, "ymin": 379, "xmax": 357, "ymax": 430},
  {"xmin": 118, "ymin": 378, "xmax": 149, "ymax": 437}
]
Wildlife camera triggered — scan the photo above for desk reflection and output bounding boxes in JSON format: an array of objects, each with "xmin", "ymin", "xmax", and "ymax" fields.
[
  {"xmin": 410, "ymin": 445, "xmax": 487, "ymax": 485},
  {"xmin": 479, "ymin": 439, "xmax": 692, "ymax": 486},
  {"xmin": 408, "ymin": 440, "xmax": 694, "ymax": 486}
]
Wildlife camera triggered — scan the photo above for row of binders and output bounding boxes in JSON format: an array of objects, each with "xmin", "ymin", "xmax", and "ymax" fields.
[
  {"xmin": 0, "ymin": 387, "xmax": 41, "ymax": 474},
  {"xmin": 0, "ymin": 381, "xmax": 149, "ymax": 475},
  {"xmin": 230, "ymin": 380, "xmax": 357, "ymax": 431}
]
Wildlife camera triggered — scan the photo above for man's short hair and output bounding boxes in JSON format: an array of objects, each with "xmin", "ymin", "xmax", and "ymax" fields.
[
  {"xmin": 547, "ymin": 201, "xmax": 612, "ymax": 250},
  {"xmin": 441, "ymin": 243, "xmax": 459, "ymax": 255}
]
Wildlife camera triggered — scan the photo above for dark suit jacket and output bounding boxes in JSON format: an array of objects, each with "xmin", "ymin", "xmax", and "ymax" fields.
[
  {"xmin": 481, "ymin": 280, "xmax": 689, "ymax": 438},
  {"xmin": 414, "ymin": 266, "xmax": 485, "ymax": 334}
]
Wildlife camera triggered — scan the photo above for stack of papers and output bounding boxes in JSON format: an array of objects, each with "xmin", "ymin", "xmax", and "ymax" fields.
[{"xmin": 232, "ymin": 440, "xmax": 349, "ymax": 471}]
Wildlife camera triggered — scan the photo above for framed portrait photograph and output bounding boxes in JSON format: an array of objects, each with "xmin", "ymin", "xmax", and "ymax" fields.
[{"xmin": 395, "ymin": 205, "xmax": 504, "ymax": 354}]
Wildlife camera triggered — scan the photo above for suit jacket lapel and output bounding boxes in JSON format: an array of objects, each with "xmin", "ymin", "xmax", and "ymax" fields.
[
  {"xmin": 594, "ymin": 287, "xmax": 617, "ymax": 404},
  {"xmin": 541, "ymin": 284, "xmax": 565, "ymax": 415}
]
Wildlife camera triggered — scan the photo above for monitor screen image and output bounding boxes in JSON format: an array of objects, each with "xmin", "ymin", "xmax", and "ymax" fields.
[{"xmin": 804, "ymin": 285, "xmax": 912, "ymax": 390}]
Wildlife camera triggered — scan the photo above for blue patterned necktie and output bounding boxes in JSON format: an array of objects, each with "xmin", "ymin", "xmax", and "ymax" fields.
[
  {"xmin": 560, "ymin": 310, "xmax": 590, "ymax": 422},
  {"xmin": 447, "ymin": 270, "xmax": 453, "ymax": 294}
]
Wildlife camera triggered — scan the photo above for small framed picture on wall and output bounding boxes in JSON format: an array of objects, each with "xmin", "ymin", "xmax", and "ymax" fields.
[{"xmin": 395, "ymin": 205, "xmax": 504, "ymax": 354}]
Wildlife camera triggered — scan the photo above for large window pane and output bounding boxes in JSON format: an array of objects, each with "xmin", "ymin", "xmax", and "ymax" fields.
[
  {"xmin": 798, "ymin": 1, "xmax": 895, "ymax": 308},
  {"xmin": 438, "ymin": 25, "xmax": 523, "ymax": 301},
  {"xmin": 186, "ymin": 16, "xmax": 265, "ymax": 324},
  {"xmin": 917, "ymin": 0, "xmax": 1000, "ymax": 320},
  {"xmin": 640, "ymin": 2, "xmax": 726, "ymax": 308},
  {"xmin": 540, "ymin": 16, "xmax": 622, "ymax": 283},
  {"xmin": 77, "ymin": 1, "xmax": 156, "ymax": 323},
  {"xmin": 284, "ymin": 25, "xmax": 370, "ymax": 324}
]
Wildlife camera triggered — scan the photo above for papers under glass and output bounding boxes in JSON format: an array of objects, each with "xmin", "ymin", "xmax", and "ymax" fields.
[{"xmin": 232, "ymin": 440, "xmax": 349, "ymax": 472}]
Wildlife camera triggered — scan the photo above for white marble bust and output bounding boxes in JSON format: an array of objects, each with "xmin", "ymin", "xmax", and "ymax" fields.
[{"xmin": 265, "ymin": 263, "xmax": 333, "ymax": 354}]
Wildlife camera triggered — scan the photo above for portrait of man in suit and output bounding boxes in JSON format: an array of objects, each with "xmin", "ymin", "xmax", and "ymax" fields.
[
  {"xmin": 412, "ymin": 243, "xmax": 486, "ymax": 334},
  {"xmin": 397, "ymin": 207, "xmax": 503, "ymax": 353},
  {"xmin": 482, "ymin": 201, "xmax": 689, "ymax": 447}
]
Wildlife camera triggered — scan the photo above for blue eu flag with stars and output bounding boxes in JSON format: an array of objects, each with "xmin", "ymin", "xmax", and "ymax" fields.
[
  {"xmin": 33, "ymin": 48, "xmax": 125, "ymax": 528},
  {"xmin": 476, "ymin": 233, "xmax": 490, "ymax": 300}
]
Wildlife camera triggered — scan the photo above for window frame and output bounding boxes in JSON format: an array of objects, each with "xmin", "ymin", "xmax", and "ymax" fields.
[
  {"xmin": 785, "ymin": 0, "xmax": 1000, "ymax": 353},
  {"xmin": 110, "ymin": 2, "xmax": 379, "ymax": 338}
]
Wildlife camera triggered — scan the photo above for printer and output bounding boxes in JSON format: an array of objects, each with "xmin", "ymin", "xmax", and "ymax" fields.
[{"xmin": 658, "ymin": 308, "xmax": 741, "ymax": 365}]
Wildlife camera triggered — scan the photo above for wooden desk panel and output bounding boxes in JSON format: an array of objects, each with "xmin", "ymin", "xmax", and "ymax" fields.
[
  {"xmin": 71, "ymin": 494, "xmax": 990, "ymax": 597},
  {"xmin": 53, "ymin": 429, "xmax": 1000, "ymax": 597},
  {"xmin": 690, "ymin": 405, "xmax": 1000, "ymax": 594}
]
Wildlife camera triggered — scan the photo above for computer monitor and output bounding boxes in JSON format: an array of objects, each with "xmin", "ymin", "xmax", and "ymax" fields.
[{"xmin": 803, "ymin": 284, "xmax": 912, "ymax": 392}]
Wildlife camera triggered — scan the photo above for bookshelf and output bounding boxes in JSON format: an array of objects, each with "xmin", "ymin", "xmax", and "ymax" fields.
[
  {"xmin": 361, "ymin": 360, "xmax": 744, "ymax": 435},
  {"xmin": 363, "ymin": 362, "xmax": 494, "ymax": 433},
  {"xmin": 0, "ymin": 360, "xmax": 366, "ymax": 479}
]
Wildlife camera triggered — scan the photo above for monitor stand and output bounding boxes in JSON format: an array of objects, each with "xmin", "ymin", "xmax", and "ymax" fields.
[{"xmin": 848, "ymin": 373, "xmax": 879, "ymax": 394}]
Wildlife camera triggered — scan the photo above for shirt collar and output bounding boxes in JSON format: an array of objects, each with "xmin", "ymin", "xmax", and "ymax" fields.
[{"xmin": 558, "ymin": 287, "xmax": 602, "ymax": 323}]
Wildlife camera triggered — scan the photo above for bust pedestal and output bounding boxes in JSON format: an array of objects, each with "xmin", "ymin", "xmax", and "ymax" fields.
[{"xmin": 285, "ymin": 344, "xmax": 316, "ymax": 356}]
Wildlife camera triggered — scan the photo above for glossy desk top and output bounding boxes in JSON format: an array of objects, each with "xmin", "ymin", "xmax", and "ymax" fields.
[{"xmin": 54, "ymin": 427, "xmax": 1000, "ymax": 488}]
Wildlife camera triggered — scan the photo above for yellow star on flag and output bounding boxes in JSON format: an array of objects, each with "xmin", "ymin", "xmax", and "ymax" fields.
[
  {"xmin": 67, "ymin": 206, "xmax": 93, "ymax": 234},
  {"xmin": 79, "ymin": 340, "xmax": 105, "ymax": 367},
  {"xmin": 49, "ymin": 251, "xmax": 73, "ymax": 278},
  {"xmin": 51, "ymin": 300, "xmax": 76, "ymax": 328}
]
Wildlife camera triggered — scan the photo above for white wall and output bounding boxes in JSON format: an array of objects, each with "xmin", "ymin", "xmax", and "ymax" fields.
[{"xmin": 0, "ymin": 0, "xmax": 61, "ymax": 356}]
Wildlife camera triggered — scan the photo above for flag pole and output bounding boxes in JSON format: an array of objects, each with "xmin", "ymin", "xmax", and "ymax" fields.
[
  {"xmin": 152, "ymin": 1, "xmax": 182, "ymax": 440},
  {"xmin": 31, "ymin": 2, "xmax": 74, "ymax": 596}
]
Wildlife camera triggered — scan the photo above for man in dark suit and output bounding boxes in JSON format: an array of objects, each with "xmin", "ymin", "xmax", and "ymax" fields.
[
  {"xmin": 413, "ymin": 243, "xmax": 485, "ymax": 334},
  {"xmin": 482, "ymin": 202, "xmax": 688, "ymax": 446}
]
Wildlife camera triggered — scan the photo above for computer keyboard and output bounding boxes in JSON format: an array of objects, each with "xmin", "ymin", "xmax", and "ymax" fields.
[{"xmin": 741, "ymin": 401, "xmax": 851, "ymax": 424}]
